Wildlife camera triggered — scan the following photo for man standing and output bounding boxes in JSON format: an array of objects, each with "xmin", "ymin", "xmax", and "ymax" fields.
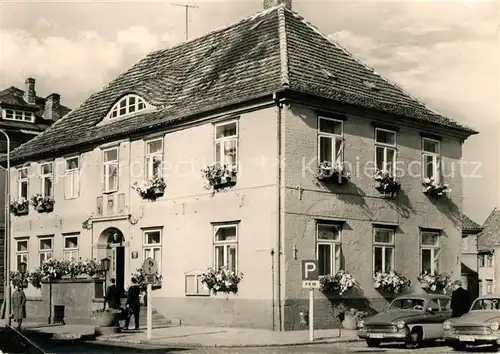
[
  {"xmin": 451, "ymin": 280, "xmax": 472, "ymax": 318},
  {"xmin": 124, "ymin": 277, "xmax": 141, "ymax": 330},
  {"xmin": 104, "ymin": 278, "xmax": 121, "ymax": 309}
]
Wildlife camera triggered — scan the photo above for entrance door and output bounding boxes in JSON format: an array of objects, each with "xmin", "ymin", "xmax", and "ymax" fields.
[{"xmin": 115, "ymin": 246, "xmax": 125, "ymax": 295}]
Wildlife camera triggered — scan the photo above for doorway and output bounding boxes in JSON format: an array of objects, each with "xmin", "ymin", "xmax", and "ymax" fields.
[{"xmin": 99, "ymin": 227, "xmax": 126, "ymax": 295}]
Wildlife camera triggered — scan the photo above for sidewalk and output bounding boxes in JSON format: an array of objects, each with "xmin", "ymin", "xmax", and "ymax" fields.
[{"xmin": 12, "ymin": 320, "xmax": 361, "ymax": 348}]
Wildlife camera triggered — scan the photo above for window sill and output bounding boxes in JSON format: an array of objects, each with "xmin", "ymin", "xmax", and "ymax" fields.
[
  {"xmin": 185, "ymin": 293, "xmax": 210, "ymax": 297},
  {"xmin": 102, "ymin": 190, "xmax": 118, "ymax": 195}
]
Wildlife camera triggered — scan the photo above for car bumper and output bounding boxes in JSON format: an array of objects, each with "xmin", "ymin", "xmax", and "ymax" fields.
[
  {"xmin": 357, "ymin": 329, "xmax": 409, "ymax": 341},
  {"xmin": 444, "ymin": 333, "xmax": 500, "ymax": 345}
]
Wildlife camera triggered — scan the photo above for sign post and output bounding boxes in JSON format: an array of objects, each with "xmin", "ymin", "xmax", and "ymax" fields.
[
  {"xmin": 142, "ymin": 258, "xmax": 158, "ymax": 340},
  {"xmin": 302, "ymin": 260, "xmax": 319, "ymax": 342}
]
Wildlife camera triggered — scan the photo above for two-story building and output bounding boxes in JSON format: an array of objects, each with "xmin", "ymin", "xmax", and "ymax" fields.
[
  {"xmin": 5, "ymin": 0, "xmax": 477, "ymax": 330},
  {"xmin": 0, "ymin": 78, "xmax": 71, "ymax": 304},
  {"xmin": 461, "ymin": 214, "xmax": 483, "ymax": 300},
  {"xmin": 477, "ymin": 208, "xmax": 500, "ymax": 295}
]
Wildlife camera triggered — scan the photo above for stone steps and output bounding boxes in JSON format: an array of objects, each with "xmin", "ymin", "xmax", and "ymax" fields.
[{"xmin": 124, "ymin": 306, "xmax": 175, "ymax": 328}]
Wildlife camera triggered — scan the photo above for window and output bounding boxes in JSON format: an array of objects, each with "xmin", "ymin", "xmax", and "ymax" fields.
[
  {"xmin": 373, "ymin": 228, "xmax": 394, "ymax": 273},
  {"xmin": 17, "ymin": 167, "xmax": 29, "ymax": 199},
  {"xmin": 438, "ymin": 298, "xmax": 451, "ymax": 311},
  {"xmin": 63, "ymin": 235, "xmax": 79, "ymax": 261},
  {"xmin": 422, "ymin": 138, "xmax": 440, "ymax": 182},
  {"xmin": 3, "ymin": 109, "xmax": 34, "ymax": 122},
  {"xmin": 318, "ymin": 116, "xmax": 344, "ymax": 165},
  {"xmin": 16, "ymin": 239, "xmax": 29, "ymax": 271},
  {"xmin": 479, "ymin": 254, "xmax": 493, "ymax": 268},
  {"xmin": 65, "ymin": 156, "xmax": 79, "ymax": 199},
  {"xmin": 421, "ymin": 231, "xmax": 440, "ymax": 274},
  {"xmin": 39, "ymin": 237, "xmax": 53, "ymax": 266},
  {"xmin": 102, "ymin": 148, "xmax": 119, "ymax": 193},
  {"xmin": 375, "ymin": 128, "xmax": 397, "ymax": 175},
  {"xmin": 462, "ymin": 237, "xmax": 469, "ymax": 252},
  {"xmin": 40, "ymin": 162, "xmax": 53, "ymax": 197},
  {"xmin": 106, "ymin": 94, "xmax": 149, "ymax": 119},
  {"xmin": 145, "ymin": 139, "xmax": 163, "ymax": 180},
  {"xmin": 486, "ymin": 280, "xmax": 494, "ymax": 294},
  {"xmin": 316, "ymin": 223, "xmax": 342, "ymax": 276},
  {"xmin": 214, "ymin": 121, "xmax": 238, "ymax": 167},
  {"xmin": 143, "ymin": 229, "xmax": 162, "ymax": 271},
  {"xmin": 213, "ymin": 224, "xmax": 238, "ymax": 272}
]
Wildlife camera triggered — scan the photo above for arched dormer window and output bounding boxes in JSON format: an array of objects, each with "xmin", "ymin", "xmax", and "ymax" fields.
[{"xmin": 106, "ymin": 94, "xmax": 152, "ymax": 120}]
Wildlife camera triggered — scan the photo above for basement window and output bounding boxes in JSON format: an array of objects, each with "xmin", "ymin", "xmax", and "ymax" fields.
[{"xmin": 105, "ymin": 94, "xmax": 152, "ymax": 120}]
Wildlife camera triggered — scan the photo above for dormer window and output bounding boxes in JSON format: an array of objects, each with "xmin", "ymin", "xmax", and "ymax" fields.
[
  {"xmin": 106, "ymin": 94, "xmax": 151, "ymax": 120},
  {"xmin": 2, "ymin": 109, "xmax": 35, "ymax": 123}
]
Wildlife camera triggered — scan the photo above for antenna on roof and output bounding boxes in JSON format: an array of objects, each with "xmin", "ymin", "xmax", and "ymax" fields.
[{"xmin": 170, "ymin": 3, "xmax": 199, "ymax": 41}]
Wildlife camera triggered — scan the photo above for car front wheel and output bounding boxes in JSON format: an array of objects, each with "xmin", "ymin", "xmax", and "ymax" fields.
[
  {"xmin": 366, "ymin": 339, "xmax": 380, "ymax": 348},
  {"xmin": 405, "ymin": 328, "xmax": 422, "ymax": 349}
]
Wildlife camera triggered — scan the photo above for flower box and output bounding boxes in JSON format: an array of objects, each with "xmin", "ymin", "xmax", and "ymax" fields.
[
  {"xmin": 200, "ymin": 266, "xmax": 243, "ymax": 295},
  {"xmin": 422, "ymin": 178, "xmax": 451, "ymax": 197},
  {"xmin": 91, "ymin": 308, "xmax": 123, "ymax": 327},
  {"xmin": 31, "ymin": 194, "xmax": 55, "ymax": 213},
  {"xmin": 374, "ymin": 170, "xmax": 400, "ymax": 196},
  {"xmin": 201, "ymin": 165, "xmax": 238, "ymax": 190},
  {"xmin": 316, "ymin": 161, "xmax": 351, "ymax": 185},
  {"xmin": 373, "ymin": 271, "xmax": 411, "ymax": 294},
  {"xmin": 319, "ymin": 270, "xmax": 356, "ymax": 295},
  {"xmin": 36, "ymin": 204, "xmax": 54, "ymax": 213},
  {"xmin": 418, "ymin": 271, "xmax": 450, "ymax": 293},
  {"xmin": 133, "ymin": 176, "xmax": 166, "ymax": 200},
  {"xmin": 10, "ymin": 198, "xmax": 29, "ymax": 216}
]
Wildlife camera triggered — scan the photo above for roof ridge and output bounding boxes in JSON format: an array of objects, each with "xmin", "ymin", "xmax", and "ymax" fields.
[
  {"xmin": 285, "ymin": 9, "xmax": 474, "ymax": 128},
  {"xmin": 277, "ymin": 6, "xmax": 290, "ymax": 87}
]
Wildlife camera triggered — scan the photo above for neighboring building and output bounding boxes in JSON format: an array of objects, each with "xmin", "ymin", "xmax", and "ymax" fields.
[
  {"xmin": 461, "ymin": 214, "xmax": 483, "ymax": 300},
  {"xmin": 477, "ymin": 208, "xmax": 500, "ymax": 295},
  {"xmin": 4, "ymin": 1, "xmax": 477, "ymax": 330},
  {"xmin": 0, "ymin": 78, "xmax": 71, "ymax": 303}
]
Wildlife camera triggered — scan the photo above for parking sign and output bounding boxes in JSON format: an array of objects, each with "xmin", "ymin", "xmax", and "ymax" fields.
[{"xmin": 302, "ymin": 260, "xmax": 320, "ymax": 288}]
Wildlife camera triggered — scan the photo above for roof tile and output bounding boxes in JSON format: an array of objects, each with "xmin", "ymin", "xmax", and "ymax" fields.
[{"xmin": 478, "ymin": 208, "xmax": 500, "ymax": 252}]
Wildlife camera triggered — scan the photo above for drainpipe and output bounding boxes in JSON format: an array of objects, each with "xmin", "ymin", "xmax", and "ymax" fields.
[{"xmin": 274, "ymin": 92, "xmax": 283, "ymax": 331}]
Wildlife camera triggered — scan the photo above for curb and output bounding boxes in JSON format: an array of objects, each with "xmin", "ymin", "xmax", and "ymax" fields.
[{"xmin": 94, "ymin": 336, "xmax": 363, "ymax": 348}]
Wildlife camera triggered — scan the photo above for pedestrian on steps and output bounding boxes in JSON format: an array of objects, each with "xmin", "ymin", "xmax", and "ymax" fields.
[{"xmin": 124, "ymin": 277, "xmax": 141, "ymax": 330}]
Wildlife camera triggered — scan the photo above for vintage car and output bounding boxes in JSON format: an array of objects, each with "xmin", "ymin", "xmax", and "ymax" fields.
[
  {"xmin": 443, "ymin": 294, "xmax": 500, "ymax": 351},
  {"xmin": 357, "ymin": 293, "xmax": 452, "ymax": 348}
]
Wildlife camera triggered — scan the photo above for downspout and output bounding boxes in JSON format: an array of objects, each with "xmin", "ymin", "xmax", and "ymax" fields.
[{"xmin": 274, "ymin": 92, "xmax": 283, "ymax": 331}]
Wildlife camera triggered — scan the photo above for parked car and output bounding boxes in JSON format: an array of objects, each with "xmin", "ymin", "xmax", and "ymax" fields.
[
  {"xmin": 443, "ymin": 294, "xmax": 500, "ymax": 351},
  {"xmin": 357, "ymin": 294, "xmax": 452, "ymax": 348}
]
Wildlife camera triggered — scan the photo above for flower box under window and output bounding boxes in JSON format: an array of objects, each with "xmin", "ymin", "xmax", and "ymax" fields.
[
  {"xmin": 316, "ymin": 162, "xmax": 351, "ymax": 185},
  {"xmin": 374, "ymin": 169, "xmax": 400, "ymax": 196},
  {"xmin": 201, "ymin": 164, "xmax": 237, "ymax": 190},
  {"xmin": 31, "ymin": 194, "xmax": 55, "ymax": 213},
  {"xmin": 373, "ymin": 271, "xmax": 411, "ymax": 294},
  {"xmin": 417, "ymin": 271, "xmax": 450, "ymax": 293},
  {"xmin": 422, "ymin": 178, "xmax": 450, "ymax": 197},
  {"xmin": 133, "ymin": 176, "xmax": 166, "ymax": 200},
  {"xmin": 10, "ymin": 198, "xmax": 29, "ymax": 216}
]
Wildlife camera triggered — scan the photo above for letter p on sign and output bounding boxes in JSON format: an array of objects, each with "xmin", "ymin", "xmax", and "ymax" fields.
[{"xmin": 302, "ymin": 260, "xmax": 319, "ymax": 281}]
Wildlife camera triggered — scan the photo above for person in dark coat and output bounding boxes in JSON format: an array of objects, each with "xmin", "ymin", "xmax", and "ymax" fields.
[
  {"xmin": 12, "ymin": 286, "xmax": 26, "ymax": 329},
  {"xmin": 105, "ymin": 278, "xmax": 122, "ymax": 309},
  {"xmin": 124, "ymin": 277, "xmax": 141, "ymax": 330},
  {"xmin": 451, "ymin": 280, "xmax": 472, "ymax": 318}
]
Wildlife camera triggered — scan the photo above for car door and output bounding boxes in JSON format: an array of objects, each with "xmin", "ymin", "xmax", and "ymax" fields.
[
  {"xmin": 423, "ymin": 298, "xmax": 443, "ymax": 339},
  {"xmin": 435, "ymin": 298, "xmax": 453, "ymax": 337}
]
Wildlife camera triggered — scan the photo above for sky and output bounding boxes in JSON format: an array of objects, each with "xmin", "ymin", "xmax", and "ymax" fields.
[{"xmin": 0, "ymin": 0, "xmax": 497, "ymax": 225}]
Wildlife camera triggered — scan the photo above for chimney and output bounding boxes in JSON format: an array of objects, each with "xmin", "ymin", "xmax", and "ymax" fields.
[
  {"xmin": 263, "ymin": 0, "xmax": 291, "ymax": 10},
  {"xmin": 43, "ymin": 93, "xmax": 61, "ymax": 121},
  {"xmin": 24, "ymin": 78, "xmax": 36, "ymax": 105}
]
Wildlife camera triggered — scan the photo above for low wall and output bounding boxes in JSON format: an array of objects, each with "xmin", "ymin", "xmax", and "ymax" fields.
[{"xmin": 26, "ymin": 278, "xmax": 104, "ymax": 325}]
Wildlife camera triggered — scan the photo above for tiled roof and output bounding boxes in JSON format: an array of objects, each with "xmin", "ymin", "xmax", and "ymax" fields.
[
  {"xmin": 7, "ymin": 5, "xmax": 478, "ymax": 163},
  {"xmin": 0, "ymin": 87, "xmax": 71, "ymax": 120},
  {"xmin": 462, "ymin": 214, "xmax": 483, "ymax": 234},
  {"xmin": 478, "ymin": 208, "xmax": 500, "ymax": 252}
]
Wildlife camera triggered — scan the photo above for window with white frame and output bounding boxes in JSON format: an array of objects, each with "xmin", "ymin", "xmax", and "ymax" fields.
[
  {"xmin": 486, "ymin": 279, "xmax": 494, "ymax": 294},
  {"xmin": 65, "ymin": 156, "xmax": 79, "ymax": 199},
  {"xmin": 106, "ymin": 94, "xmax": 149, "ymax": 120},
  {"xmin": 17, "ymin": 167, "xmax": 29, "ymax": 199},
  {"xmin": 373, "ymin": 228, "xmax": 395, "ymax": 273},
  {"xmin": 421, "ymin": 230, "xmax": 440, "ymax": 274},
  {"xmin": 102, "ymin": 148, "xmax": 119, "ymax": 193},
  {"xmin": 145, "ymin": 139, "xmax": 163, "ymax": 180},
  {"xmin": 63, "ymin": 235, "xmax": 79, "ymax": 261},
  {"xmin": 39, "ymin": 237, "xmax": 53, "ymax": 266},
  {"xmin": 316, "ymin": 223, "xmax": 342, "ymax": 276},
  {"xmin": 40, "ymin": 162, "xmax": 53, "ymax": 197},
  {"xmin": 143, "ymin": 229, "xmax": 162, "ymax": 271},
  {"xmin": 375, "ymin": 128, "xmax": 397, "ymax": 175},
  {"xmin": 3, "ymin": 109, "xmax": 35, "ymax": 122},
  {"xmin": 318, "ymin": 116, "xmax": 344, "ymax": 165},
  {"xmin": 479, "ymin": 254, "xmax": 493, "ymax": 268},
  {"xmin": 214, "ymin": 121, "xmax": 238, "ymax": 167},
  {"xmin": 16, "ymin": 239, "xmax": 29, "ymax": 271},
  {"xmin": 422, "ymin": 138, "xmax": 440, "ymax": 182},
  {"xmin": 213, "ymin": 223, "xmax": 238, "ymax": 272},
  {"xmin": 462, "ymin": 237, "xmax": 469, "ymax": 252}
]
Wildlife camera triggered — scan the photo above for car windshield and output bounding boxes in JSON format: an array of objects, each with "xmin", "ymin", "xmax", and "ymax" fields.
[
  {"xmin": 389, "ymin": 299, "xmax": 425, "ymax": 311},
  {"xmin": 471, "ymin": 298, "xmax": 500, "ymax": 311}
]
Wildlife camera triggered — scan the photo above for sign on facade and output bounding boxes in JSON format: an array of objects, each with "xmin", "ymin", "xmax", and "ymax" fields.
[
  {"xmin": 146, "ymin": 275, "xmax": 156, "ymax": 284},
  {"xmin": 302, "ymin": 260, "xmax": 320, "ymax": 288},
  {"xmin": 142, "ymin": 257, "xmax": 158, "ymax": 275}
]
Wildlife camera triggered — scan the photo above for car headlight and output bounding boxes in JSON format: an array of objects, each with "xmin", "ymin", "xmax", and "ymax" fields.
[
  {"xmin": 490, "ymin": 322, "xmax": 500, "ymax": 331},
  {"xmin": 357, "ymin": 320, "xmax": 365, "ymax": 329},
  {"xmin": 395, "ymin": 320, "xmax": 406, "ymax": 329},
  {"xmin": 443, "ymin": 320, "xmax": 452, "ymax": 330}
]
